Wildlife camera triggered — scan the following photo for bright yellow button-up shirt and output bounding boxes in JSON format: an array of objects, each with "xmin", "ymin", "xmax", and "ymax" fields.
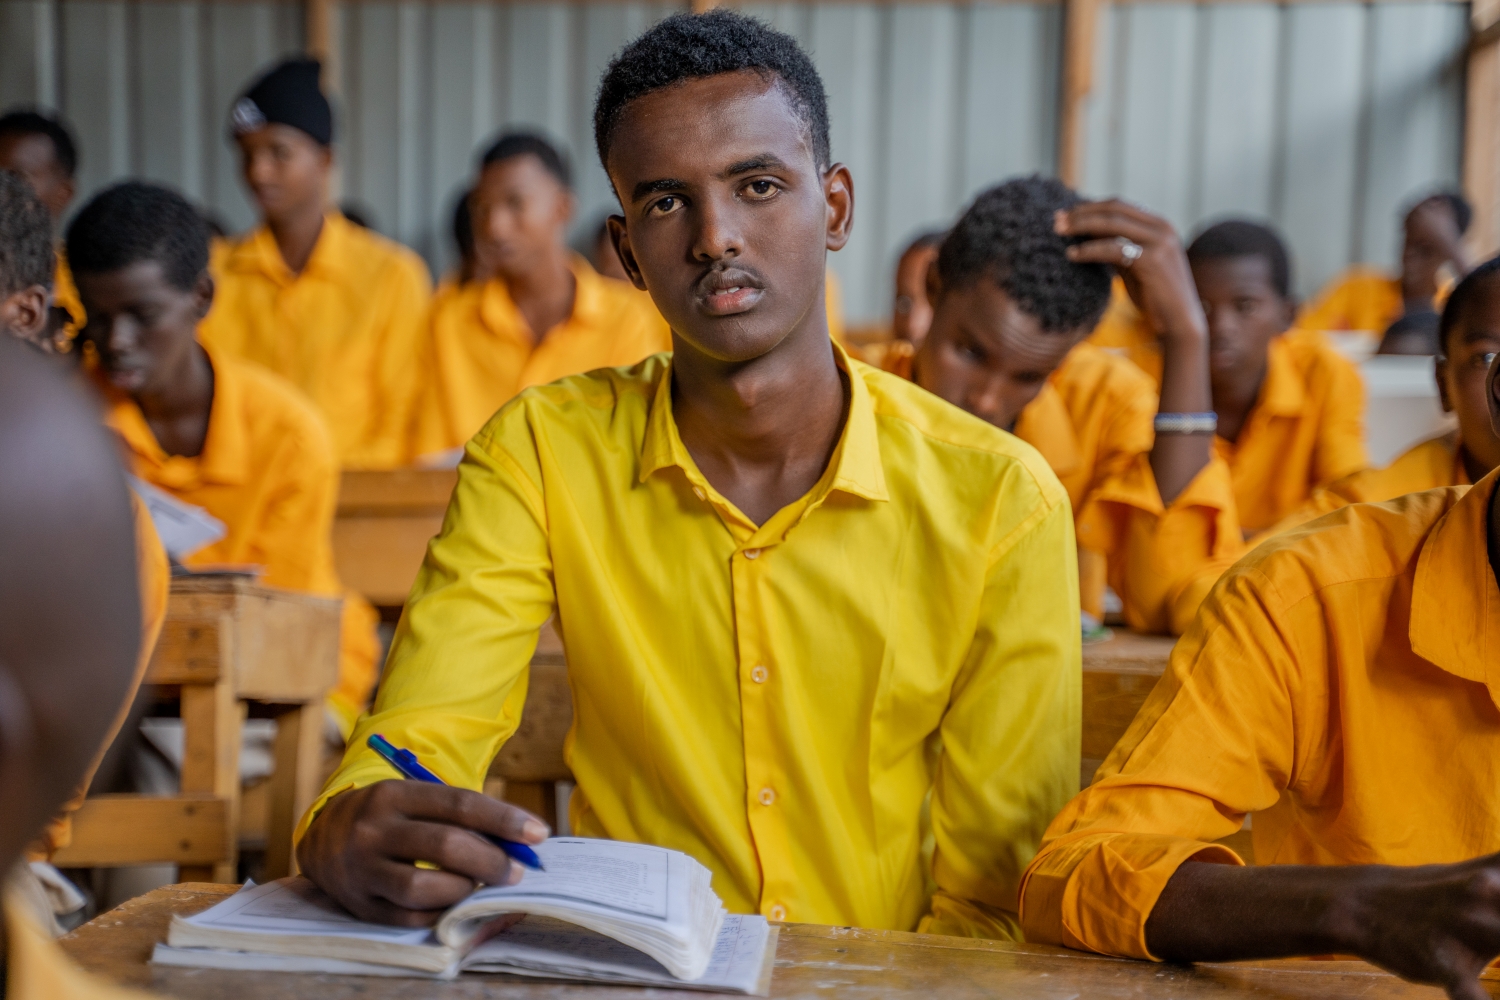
[
  {"xmin": 99, "ymin": 341, "xmax": 380, "ymax": 732},
  {"xmin": 411, "ymin": 258, "xmax": 670, "ymax": 461},
  {"xmin": 302, "ymin": 345, "xmax": 1081, "ymax": 939},
  {"xmin": 199, "ymin": 212, "xmax": 432, "ymax": 469},
  {"xmin": 1020, "ymin": 469, "xmax": 1500, "ymax": 960}
]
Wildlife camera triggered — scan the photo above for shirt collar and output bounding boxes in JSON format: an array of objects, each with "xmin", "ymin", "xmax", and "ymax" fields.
[
  {"xmin": 225, "ymin": 211, "xmax": 351, "ymax": 285},
  {"xmin": 1255, "ymin": 336, "xmax": 1307, "ymax": 418},
  {"xmin": 1410, "ymin": 467, "xmax": 1500, "ymax": 702},
  {"xmin": 478, "ymin": 254, "xmax": 605, "ymax": 341},
  {"xmin": 639, "ymin": 339, "xmax": 889, "ymax": 507},
  {"xmin": 1012, "ymin": 380, "xmax": 1081, "ymax": 477},
  {"xmin": 100, "ymin": 339, "xmax": 251, "ymax": 488}
]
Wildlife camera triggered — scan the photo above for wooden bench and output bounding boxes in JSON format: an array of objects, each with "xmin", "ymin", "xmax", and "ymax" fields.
[
  {"xmin": 52, "ymin": 576, "xmax": 340, "ymax": 883},
  {"xmin": 64, "ymin": 881, "xmax": 1455, "ymax": 998},
  {"xmin": 333, "ymin": 469, "xmax": 458, "ymax": 609}
]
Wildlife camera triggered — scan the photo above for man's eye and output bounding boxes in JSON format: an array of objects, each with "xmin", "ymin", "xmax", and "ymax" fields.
[
  {"xmin": 745, "ymin": 180, "xmax": 777, "ymax": 198},
  {"xmin": 1476, "ymin": 352, "xmax": 1498, "ymax": 370},
  {"xmin": 649, "ymin": 196, "xmax": 680, "ymax": 216}
]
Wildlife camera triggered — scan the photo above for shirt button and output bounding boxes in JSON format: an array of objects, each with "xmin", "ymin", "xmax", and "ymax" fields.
[
  {"xmin": 768, "ymin": 904, "xmax": 787, "ymax": 922},
  {"xmin": 758, "ymin": 787, "xmax": 776, "ymax": 806},
  {"xmin": 744, "ymin": 548, "xmax": 761, "ymax": 560},
  {"xmin": 751, "ymin": 665, "xmax": 768, "ymax": 684},
  {"xmin": 692, "ymin": 486, "xmax": 706, "ymax": 500}
]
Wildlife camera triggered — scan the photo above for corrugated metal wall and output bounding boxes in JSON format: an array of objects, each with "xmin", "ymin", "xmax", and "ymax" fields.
[{"xmin": 0, "ymin": 0, "xmax": 1469, "ymax": 322}]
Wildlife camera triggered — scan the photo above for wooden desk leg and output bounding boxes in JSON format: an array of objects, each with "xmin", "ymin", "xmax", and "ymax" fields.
[
  {"xmin": 179, "ymin": 680, "xmax": 243, "ymax": 883},
  {"xmin": 264, "ymin": 701, "xmax": 325, "ymax": 879}
]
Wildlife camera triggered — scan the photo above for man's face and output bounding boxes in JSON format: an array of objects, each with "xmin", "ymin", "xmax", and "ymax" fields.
[
  {"xmin": 77, "ymin": 260, "xmax": 211, "ymax": 397},
  {"xmin": 893, "ymin": 242, "xmax": 939, "ymax": 345},
  {"xmin": 472, "ymin": 155, "xmax": 574, "ymax": 282},
  {"xmin": 236, "ymin": 124, "xmax": 331, "ymax": 222},
  {"xmin": 1404, "ymin": 198, "xmax": 1462, "ymax": 281},
  {"xmin": 1440, "ymin": 277, "xmax": 1500, "ymax": 476},
  {"xmin": 913, "ymin": 277, "xmax": 1082, "ymax": 430},
  {"xmin": 605, "ymin": 70, "xmax": 852, "ymax": 362},
  {"xmin": 1192, "ymin": 255, "xmax": 1292, "ymax": 383},
  {"xmin": 0, "ymin": 133, "xmax": 72, "ymax": 221}
]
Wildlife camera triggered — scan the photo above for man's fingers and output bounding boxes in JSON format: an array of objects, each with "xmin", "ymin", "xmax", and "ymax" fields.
[
  {"xmin": 1441, "ymin": 972, "xmax": 1493, "ymax": 1000},
  {"xmin": 383, "ymin": 817, "xmax": 518, "ymax": 889},
  {"xmin": 1066, "ymin": 238, "xmax": 1146, "ymax": 268},
  {"xmin": 1056, "ymin": 204, "xmax": 1169, "ymax": 247},
  {"xmin": 377, "ymin": 780, "xmax": 550, "ymax": 843}
]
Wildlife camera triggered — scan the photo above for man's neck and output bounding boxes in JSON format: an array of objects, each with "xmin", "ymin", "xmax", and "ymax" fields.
[
  {"xmin": 137, "ymin": 343, "xmax": 215, "ymax": 459},
  {"xmin": 501, "ymin": 247, "xmax": 576, "ymax": 345},
  {"xmin": 1212, "ymin": 355, "xmax": 1269, "ymax": 444},
  {"xmin": 672, "ymin": 317, "xmax": 848, "ymax": 528},
  {"xmin": 1488, "ymin": 476, "xmax": 1500, "ymax": 596},
  {"xmin": 268, "ymin": 203, "xmax": 326, "ymax": 275}
]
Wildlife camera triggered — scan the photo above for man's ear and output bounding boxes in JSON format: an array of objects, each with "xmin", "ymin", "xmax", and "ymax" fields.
[
  {"xmin": 192, "ymin": 271, "xmax": 215, "ymax": 321},
  {"xmin": 823, "ymin": 163, "xmax": 853, "ymax": 253},
  {"xmin": 1488, "ymin": 353, "xmax": 1500, "ymax": 437},
  {"xmin": 1436, "ymin": 355, "xmax": 1454, "ymax": 414},
  {"xmin": 924, "ymin": 258, "xmax": 943, "ymax": 306},
  {"xmin": 0, "ymin": 286, "xmax": 51, "ymax": 346},
  {"xmin": 607, "ymin": 216, "xmax": 647, "ymax": 292}
]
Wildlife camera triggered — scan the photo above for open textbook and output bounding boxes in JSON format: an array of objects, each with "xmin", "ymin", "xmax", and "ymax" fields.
[{"xmin": 154, "ymin": 838, "xmax": 777, "ymax": 994}]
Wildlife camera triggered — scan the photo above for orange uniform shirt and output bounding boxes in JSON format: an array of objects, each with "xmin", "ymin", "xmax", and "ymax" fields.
[
  {"xmin": 99, "ymin": 342, "xmax": 379, "ymax": 732},
  {"xmin": 412, "ymin": 259, "xmax": 670, "ymax": 461},
  {"xmin": 884, "ymin": 340, "xmax": 1242, "ymax": 629},
  {"xmin": 1296, "ymin": 266, "xmax": 1452, "ymax": 340},
  {"xmin": 1020, "ymin": 470, "xmax": 1500, "ymax": 960},
  {"xmin": 199, "ymin": 212, "xmax": 432, "ymax": 469},
  {"xmin": 1268, "ymin": 432, "xmax": 1467, "ymax": 535},
  {"xmin": 1085, "ymin": 279, "xmax": 1162, "ymax": 385},
  {"xmin": 1214, "ymin": 334, "xmax": 1368, "ymax": 532},
  {"xmin": 4, "ymin": 895, "xmax": 157, "ymax": 998}
]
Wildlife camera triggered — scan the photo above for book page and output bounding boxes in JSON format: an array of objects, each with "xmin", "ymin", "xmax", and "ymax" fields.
[
  {"xmin": 180, "ymin": 878, "xmax": 435, "ymax": 945},
  {"xmin": 465, "ymin": 838, "xmax": 671, "ymax": 920}
]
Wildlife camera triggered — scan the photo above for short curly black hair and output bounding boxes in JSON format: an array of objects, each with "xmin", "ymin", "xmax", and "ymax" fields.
[
  {"xmin": 1410, "ymin": 190, "xmax": 1473, "ymax": 235},
  {"xmin": 593, "ymin": 9, "xmax": 830, "ymax": 176},
  {"xmin": 1438, "ymin": 254, "xmax": 1500, "ymax": 357},
  {"xmin": 66, "ymin": 182, "xmax": 209, "ymax": 293},
  {"xmin": 0, "ymin": 169, "xmax": 54, "ymax": 296},
  {"xmin": 481, "ymin": 131, "xmax": 571, "ymax": 190},
  {"xmin": 936, "ymin": 176, "xmax": 1112, "ymax": 334},
  {"xmin": 1186, "ymin": 219, "xmax": 1292, "ymax": 299},
  {"xmin": 0, "ymin": 109, "xmax": 78, "ymax": 179}
]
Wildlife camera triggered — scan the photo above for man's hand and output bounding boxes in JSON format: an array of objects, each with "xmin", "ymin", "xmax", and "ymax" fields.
[
  {"xmin": 1055, "ymin": 200, "xmax": 1208, "ymax": 345},
  {"xmin": 1147, "ymin": 855, "xmax": 1500, "ymax": 1000},
  {"xmin": 296, "ymin": 780, "xmax": 550, "ymax": 926}
]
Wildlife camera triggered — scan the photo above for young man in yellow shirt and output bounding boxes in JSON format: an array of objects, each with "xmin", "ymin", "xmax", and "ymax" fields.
[
  {"xmin": 886, "ymin": 182, "xmax": 1239, "ymax": 634},
  {"xmin": 0, "ymin": 334, "xmax": 159, "ymax": 997},
  {"xmin": 199, "ymin": 58, "xmax": 432, "ymax": 469},
  {"xmin": 1299, "ymin": 192, "xmax": 1471, "ymax": 342},
  {"xmin": 1021, "ymin": 342, "xmax": 1500, "ymax": 1000},
  {"xmin": 69, "ymin": 181, "xmax": 379, "ymax": 734},
  {"xmin": 298, "ymin": 10, "xmax": 1079, "ymax": 939},
  {"xmin": 411, "ymin": 133, "xmax": 670, "ymax": 464}
]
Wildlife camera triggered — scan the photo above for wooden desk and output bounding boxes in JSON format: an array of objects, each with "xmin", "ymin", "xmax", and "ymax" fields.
[
  {"xmin": 334, "ymin": 469, "xmax": 458, "ymax": 608},
  {"xmin": 1081, "ymin": 630, "xmax": 1173, "ymax": 785},
  {"xmin": 52, "ymin": 577, "xmax": 341, "ymax": 883},
  {"xmin": 64, "ymin": 882, "xmax": 1478, "ymax": 999}
]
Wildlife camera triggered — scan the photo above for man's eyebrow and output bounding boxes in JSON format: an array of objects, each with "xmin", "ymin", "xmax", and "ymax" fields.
[
  {"xmin": 631, "ymin": 178, "xmax": 687, "ymax": 202},
  {"xmin": 723, "ymin": 154, "xmax": 788, "ymax": 177}
]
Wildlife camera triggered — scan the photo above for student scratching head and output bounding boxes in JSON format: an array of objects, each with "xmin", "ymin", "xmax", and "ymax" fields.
[
  {"xmin": 0, "ymin": 169, "xmax": 56, "ymax": 353},
  {"xmin": 470, "ymin": 133, "xmax": 575, "ymax": 286},
  {"xmin": 892, "ymin": 230, "xmax": 944, "ymax": 347},
  {"xmin": 0, "ymin": 110, "xmax": 77, "ymax": 224},
  {"xmin": 594, "ymin": 9, "xmax": 851, "ymax": 362},
  {"xmin": 230, "ymin": 57, "xmax": 333, "ymax": 231},
  {"xmin": 1185, "ymin": 220, "xmax": 1296, "ymax": 416},
  {"xmin": 911, "ymin": 176, "xmax": 1112, "ymax": 431},
  {"xmin": 1437, "ymin": 257, "xmax": 1500, "ymax": 483},
  {"xmin": 0, "ymin": 335, "xmax": 142, "ymax": 881},
  {"xmin": 67, "ymin": 182, "xmax": 216, "ymax": 457}
]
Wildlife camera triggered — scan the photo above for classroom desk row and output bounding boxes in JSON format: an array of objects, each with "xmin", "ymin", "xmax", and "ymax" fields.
[{"xmin": 64, "ymin": 881, "xmax": 1480, "ymax": 999}]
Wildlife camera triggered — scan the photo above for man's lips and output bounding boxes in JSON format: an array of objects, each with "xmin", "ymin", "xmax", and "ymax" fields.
[
  {"xmin": 696, "ymin": 271, "xmax": 764, "ymax": 317},
  {"xmin": 103, "ymin": 362, "xmax": 148, "ymax": 391}
]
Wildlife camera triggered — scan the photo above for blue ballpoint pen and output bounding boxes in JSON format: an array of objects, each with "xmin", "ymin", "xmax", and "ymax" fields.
[{"xmin": 368, "ymin": 733, "xmax": 545, "ymax": 871}]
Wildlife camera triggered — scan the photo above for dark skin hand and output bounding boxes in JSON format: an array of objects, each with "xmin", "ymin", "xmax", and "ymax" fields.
[
  {"xmin": 1192, "ymin": 255, "xmax": 1296, "ymax": 444},
  {"xmin": 606, "ymin": 70, "xmax": 855, "ymax": 526},
  {"xmin": 1435, "ymin": 273, "xmax": 1500, "ymax": 483},
  {"xmin": 1058, "ymin": 202, "xmax": 1212, "ymax": 503},
  {"xmin": 1402, "ymin": 197, "xmax": 1469, "ymax": 308},
  {"xmin": 76, "ymin": 261, "xmax": 216, "ymax": 458},
  {"xmin": 237, "ymin": 124, "xmax": 331, "ymax": 274},
  {"xmin": 471, "ymin": 153, "xmax": 577, "ymax": 343},
  {"xmin": 1145, "ymin": 356, "xmax": 1500, "ymax": 1000}
]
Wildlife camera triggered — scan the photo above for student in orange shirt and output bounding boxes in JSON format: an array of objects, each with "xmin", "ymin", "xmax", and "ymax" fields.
[
  {"xmin": 0, "ymin": 110, "xmax": 85, "ymax": 340},
  {"xmin": 1021, "ymin": 344, "xmax": 1500, "ymax": 1000},
  {"xmin": 888, "ymin": 178, "xmax": 1239, "ymax": 632},
  {"xmin": 69, "ymin": 181, "xmax": 379, "ymax": 735},
  {"xmin": 1299, "ymin": 192, "xmax": 1471, "ymax": 341},
  {"xmin": 411, "ymin": 133, "xmax": 670, "ymax": 464},
  {"xmin": 1189, "ymin": 221, "xmax": 1368, "ymax": 532},
  {"xmin": 200, "ymin": 58, "xmax": 432, "ymax": 469}
]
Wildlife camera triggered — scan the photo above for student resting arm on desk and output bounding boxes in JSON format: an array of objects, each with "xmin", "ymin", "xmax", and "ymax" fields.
[
  {"xmin": 298, "ymin": 10, "xmax": 1079, "ymax": 938},
  {"xmin": 1020, "ymin": 348, "xmax": 1500, "ymax": 1000},
  {"xmin": 885, "ymin": 184, "xmax": 1239, "ymax": 633}
]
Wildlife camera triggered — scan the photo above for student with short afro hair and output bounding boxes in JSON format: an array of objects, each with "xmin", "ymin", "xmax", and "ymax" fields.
[
  {"xmin": 885, "ymin": 176, "xmax": 1238, "ymax": 635},
  {"xmin": 0, "ymin": 108, "xmax": 87, "ymax": 332},
  {"xmin": 0, "ymin": 168, "xmax": 55, "ymax": 352},
  {"xmin": 71, "ymin": 180, "xmax": 382, "ymax": 737}
]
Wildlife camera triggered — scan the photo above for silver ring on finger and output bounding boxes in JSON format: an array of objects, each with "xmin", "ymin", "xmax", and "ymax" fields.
[{"xmin": 1117, "ymin": 238, "xmax": 1143, "ymax": 267}]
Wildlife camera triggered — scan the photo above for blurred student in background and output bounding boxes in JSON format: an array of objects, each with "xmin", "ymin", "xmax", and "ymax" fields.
[
  {"xmin": 199, "ymin": 57, "xmax": 432, "ymax": 469},
  {"xmin": 0, "ymin": 109, "xmax": 84, "ymax": 337}
]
